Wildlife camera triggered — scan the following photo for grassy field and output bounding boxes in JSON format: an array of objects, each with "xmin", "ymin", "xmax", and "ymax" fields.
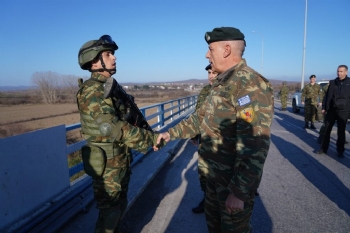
[{"xmin": 0, "ymin": 101, "xmax": 158, "ymax": 138}]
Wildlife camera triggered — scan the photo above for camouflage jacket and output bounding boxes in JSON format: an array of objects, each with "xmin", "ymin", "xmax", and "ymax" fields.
[
  {"xmin": 301, "ymin": 83, "xmax": 322, "ymax": 105},
  {"xmin": 195, "ymin": 84, "xmax": 212, "ymax": 110},
  {"xmin": 76, "ymin": 72, "xmax": 155, "ymax": 153},
  {"xmin": 168, "ymin": 59, "xmax": 274, "ymax": 201},
  {"xmin": 322, "ymin": 83, "xmax": 329, "ymax": 93},
  {"xmin": 279, "ymin": 85, "xmax": 289, "ymax": 96}
]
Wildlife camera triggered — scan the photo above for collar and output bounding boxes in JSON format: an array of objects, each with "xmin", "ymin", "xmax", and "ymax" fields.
[
  {"xmin": 212, "ymin": 59, "xmax": 247, "ymax": 86},
  {"xmin": 90, "ymin": 72, "xmax": 109, "ymax": 83}
]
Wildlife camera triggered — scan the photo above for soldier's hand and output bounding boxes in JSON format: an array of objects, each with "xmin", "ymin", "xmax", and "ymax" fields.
[
  {"xmin": 152, "ymin": 133, "xmax": 166, "ymax": 151},
  {"xmin": 155, "ymin": 132, "xmax": 170, "ymax": 151},
  {"xmin": 190, "ymin": 135, "xmax": 199, "ymax": 146},
  {"xmin": 225, "ymin": 193, "xmax": 244, "ymax": 214}
]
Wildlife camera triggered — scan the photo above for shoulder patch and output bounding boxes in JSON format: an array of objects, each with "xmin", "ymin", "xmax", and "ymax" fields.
[{"xmin": 240, "ymin": 107, "xmax": 254, "ymax": 123}]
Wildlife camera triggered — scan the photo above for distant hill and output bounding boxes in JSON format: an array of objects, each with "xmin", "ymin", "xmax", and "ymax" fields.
[{"xmin": 0, "ymin": 78, "xmax": 301, "ymax": 91}]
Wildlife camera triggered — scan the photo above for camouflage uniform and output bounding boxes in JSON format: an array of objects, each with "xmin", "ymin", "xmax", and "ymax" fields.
[
  {"xmin": 318, "ymin": 83, "xmax": 329, "ymax": 142},
  {"xmin": 167, "ymin": 59, "xmax": 274, "ymax": 232},
  {"xmin": 76, "ymin": 72, "xmax": 156, "ymax": 233},
  {"xmin": 194, "ymin": 84, "xmax": 212, "ymax": 193},
  {"xmin": 301, "ymin": 83, "xmax": 322, "ymax": 127},
  {"xmin": 279, "ymin": 83, "xmax": 289, "ymax": 110}
]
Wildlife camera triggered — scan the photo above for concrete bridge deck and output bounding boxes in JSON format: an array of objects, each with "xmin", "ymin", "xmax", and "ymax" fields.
[{"xmin": 60, "ymin": 102, "xmax": 350, "ymax": 233}]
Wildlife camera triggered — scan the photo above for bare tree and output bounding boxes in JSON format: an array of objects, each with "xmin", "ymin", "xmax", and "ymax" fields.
[
  {"xmin": 62, "ymin": 75, "xmax": 81, "ymax": 103},
  {"xmin": 31, "ymin": 72, "xmax": 60, "ymax": 104}
]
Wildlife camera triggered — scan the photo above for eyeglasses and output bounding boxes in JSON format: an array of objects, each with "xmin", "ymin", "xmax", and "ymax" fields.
[{"xmin": 79, "ymin": 35, "xmax": 118, "ymax": 56}]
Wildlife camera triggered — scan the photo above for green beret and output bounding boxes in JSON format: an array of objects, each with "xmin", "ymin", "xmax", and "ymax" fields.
[
  {"xmin": 205, "ymin": 64, "xmax": 212, "ymax": 71},
  {"xmin": 205, "ymin": 27, "xmax": 245, "ymax": 44}
]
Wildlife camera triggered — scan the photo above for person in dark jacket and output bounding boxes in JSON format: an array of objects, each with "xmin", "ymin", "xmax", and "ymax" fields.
[{"xmin": 316, "ymin": 65, "xmax": 349, "ymax": 158}]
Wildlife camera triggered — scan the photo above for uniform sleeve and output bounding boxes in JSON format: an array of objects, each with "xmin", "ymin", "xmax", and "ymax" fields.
[
  {"xmin": 227, "ymin": 74, "xmax": 273, "ymax": 201},
  {"xmin": 318, "ymin": 85, "xmax": 323, "ymax": 102},
  {"xmin": 168, "ymin": 108, "xmax": 202, "ymax": 140},
  {"xmin": 120, "ymin": 123, "xmax": 157, "ymax": 153},
  {"xmin": 79, "ymin": 87, "xmax": 155, "ymax": 154}
]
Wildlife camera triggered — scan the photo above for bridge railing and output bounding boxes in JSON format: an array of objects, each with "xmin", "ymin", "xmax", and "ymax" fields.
[
  {"xmin": 0, "ymin": 94, "xmax": 197, "ymax": 233},
  {"xmin": 67, "ymin": 94, "xmax": 198, "ymax": 178}
]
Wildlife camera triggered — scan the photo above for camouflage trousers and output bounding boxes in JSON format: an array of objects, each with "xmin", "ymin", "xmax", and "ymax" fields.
[
  {"xmin": 304, "ymin": 103, "xmax": 318, "ymax": 122},
  {"xmin": 205, "ymin": 178, "xmax": 254, "ymax": 233},
  {"xmin": 280, "ymin": 95, "xmax": 288, "ymax": 108},
  {"xmin": 93, "ymin": 153, "xmax": 131, "ymax": 233},
  {"xmin": 319, "ymin": 115, "xmax": 327, "ymax": 139},
  {"xmin": 198, "ymin": 153, "xmax": 209, "ymax": 193}
]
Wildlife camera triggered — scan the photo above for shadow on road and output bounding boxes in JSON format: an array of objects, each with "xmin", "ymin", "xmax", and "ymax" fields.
[{"xmin": 271, "ymin": 134, "xmax": 350, "ymax": 216}]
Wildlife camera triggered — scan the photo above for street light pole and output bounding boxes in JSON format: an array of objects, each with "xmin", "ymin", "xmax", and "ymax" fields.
[
  {"xmin": 252, "ymin": 31, "xmax": 264, "ymax": 75},
  {"xmin": 301, "ymin": 0, "xmax": 308, "ymax": 89}
]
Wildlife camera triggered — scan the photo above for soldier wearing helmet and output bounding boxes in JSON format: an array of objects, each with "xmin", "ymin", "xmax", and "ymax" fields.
[
  {"xmin": 76, "ymin": 35, "xmax": 158, "ymax": 233},
  {"xmin": 279, "ymin": 81, "xmax": 289, "ymax": 111}
]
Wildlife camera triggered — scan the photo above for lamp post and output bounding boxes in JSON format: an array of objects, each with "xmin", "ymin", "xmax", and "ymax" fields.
[
  {"xmin": 252, "ymin": 31, "xmax": 264, "ymax": 75},
  {"xmin": 301, "ymin": 0, "xmax": 308, "ymax": 89}
]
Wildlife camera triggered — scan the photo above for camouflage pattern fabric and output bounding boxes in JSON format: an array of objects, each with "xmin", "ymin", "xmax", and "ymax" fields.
[
  {"xmin": 195, "ymin": 84, "xmax": 212, "ymax": 110},
  {"xmin": 301, "ymin": 83, "xmax": 322, "ymax": 122},
  {"xmin": 168, "ymin": 59, "xmax": 274, "ymax": 232},
  {"xmin": 76, "ymin": 72, "xmax": 156, "ymax": 233},
  {"xmin": 194, "ymin": 84, "xmax": 212, "ymax": 192},
  {"xmin": 279, "ymin": 85, "xmax": 289, "ymax": 109},
  {"xmin": 319, "ymin": 83, "xmax": 329, "ymax": 138}
]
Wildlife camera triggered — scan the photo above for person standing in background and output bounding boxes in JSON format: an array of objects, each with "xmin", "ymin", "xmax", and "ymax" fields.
[
  {"xmin": 317, "ymin": 65, "xmax": 350, "ymax": 158},
  {"xmin": 301, "ymin": 75, "xmax": 322, "ymax": 129},
  {"xmin": 317, "ymin": 81, "xmax": 330, "ymax": 143},
  {"xmin": 191, "ymin": 64, "xmax": 218, "ymax": 214},
  {"xmin": 279, "ymin": 81, "xmax": 289, "ymax": 111}
]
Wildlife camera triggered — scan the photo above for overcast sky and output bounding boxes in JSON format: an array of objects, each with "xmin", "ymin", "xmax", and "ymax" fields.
[{"xmin": 1, "ymin": 0, "xmax": 349, "ymax": 86}]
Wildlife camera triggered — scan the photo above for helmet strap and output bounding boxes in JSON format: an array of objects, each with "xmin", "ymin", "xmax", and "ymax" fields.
[{"xmin": 90, "ymin": 53, "xmax": 116, "ymax": 75}]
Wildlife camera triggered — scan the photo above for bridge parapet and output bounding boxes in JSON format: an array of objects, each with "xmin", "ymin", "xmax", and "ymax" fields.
[{"xmin": 0, "ymin": 95, "xmax": 197, "ymax": 233}]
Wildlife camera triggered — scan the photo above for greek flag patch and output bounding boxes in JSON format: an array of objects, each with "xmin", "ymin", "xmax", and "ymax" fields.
[{"xmin": 238, "ymin": 95, "xmax": 251, "ymax": 106}]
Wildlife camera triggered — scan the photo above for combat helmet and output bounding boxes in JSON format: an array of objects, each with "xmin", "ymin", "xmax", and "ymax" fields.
[
  {"xmin": 283, "ymin": 81, "xmax": 287, "ymax": 85},
  {"xmin": 78, "ymin": 35, "xmax": 118, "ymax": 72}
]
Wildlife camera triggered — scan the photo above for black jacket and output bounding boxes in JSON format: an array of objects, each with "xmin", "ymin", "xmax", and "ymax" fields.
[{"xmin": 323, "ymin": 76, "xmax": 350, "ymax": 112}]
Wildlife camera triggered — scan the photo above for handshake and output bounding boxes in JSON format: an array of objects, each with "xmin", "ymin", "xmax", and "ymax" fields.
[{"xmin": 152, "ymin": 132, "xmax": 171, "ymax": 151}]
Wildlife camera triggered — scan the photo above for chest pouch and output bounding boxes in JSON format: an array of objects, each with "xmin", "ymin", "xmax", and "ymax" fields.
[{"xmin": 81, "ymin": 145, "xmax": 107, "ymax": 178}]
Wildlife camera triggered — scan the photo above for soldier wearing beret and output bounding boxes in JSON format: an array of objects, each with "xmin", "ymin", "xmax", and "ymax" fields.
[
  {"xmin": 156, "ymin": 27, "xmax": 274, "ymax": 232},
  {"xmin": 77, "ymin": 35, "xmax": 159, "ymax": 233},
  {"xmin": 301, "ymin": 75, "xmax": 322, "ymax": 129},
  {"xmin": 191, "ymin": 64, "xmax": 218, "ymax": 214},
  {"xmin": 279, "ymin": 81, "xmax": 289, "ymax": 111}
]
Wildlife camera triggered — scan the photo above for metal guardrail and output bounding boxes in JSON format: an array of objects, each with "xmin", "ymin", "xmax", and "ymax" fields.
[
  {"xmin": 66, "ymin": 95, "xmax": 198, "ymax": 177},
  {"xmin": 2, "ymin": 94, "xmax": 198, "ymax": 233}
]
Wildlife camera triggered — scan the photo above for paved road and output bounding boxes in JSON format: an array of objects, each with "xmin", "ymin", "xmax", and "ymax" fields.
[{"xmin": 61, "ymin": 102, "xmax": 350, "ymax": 233}]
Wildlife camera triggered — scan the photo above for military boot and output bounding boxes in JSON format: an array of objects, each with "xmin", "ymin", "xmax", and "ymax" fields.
[
  {"xmin": 192, "ymin": 198, "xmax": 205, "ymax": 214},
  {"xmin": 304, "ymin": 122, "xmax": 309, "ymax": 129},
  {"xmin": 310, "ymin": 123, "xmax": 316, "ymax": 129}
]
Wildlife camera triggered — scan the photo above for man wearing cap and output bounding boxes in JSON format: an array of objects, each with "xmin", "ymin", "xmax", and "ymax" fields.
[
  {"xmin": 279, "ymin": 81, "xmax": 289, "ymax": 111},
  {"xmin": 191, "ymin": 64, "xmax": 218, "ymax": 214},
  {"xmin": 77, "ymin": 35, "xmax": 159, "ymax": 233},
  {"xmin": 301, "ymin": 75, "xmax": 322, "ymax": 129},
  {"xmin": 155, "ymin": 27, "xmax": 274, "ymax": 232}
]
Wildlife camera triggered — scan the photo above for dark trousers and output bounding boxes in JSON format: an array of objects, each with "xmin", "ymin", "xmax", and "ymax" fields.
[{"xmin": 321, "ymin": 109, "xmax": 348, "ymax": 153}]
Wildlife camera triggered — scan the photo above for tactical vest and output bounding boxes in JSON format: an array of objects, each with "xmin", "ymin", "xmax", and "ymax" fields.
[{"xmin": 76, "ymin": 78, "xmax": 129, "ymax": 177}]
